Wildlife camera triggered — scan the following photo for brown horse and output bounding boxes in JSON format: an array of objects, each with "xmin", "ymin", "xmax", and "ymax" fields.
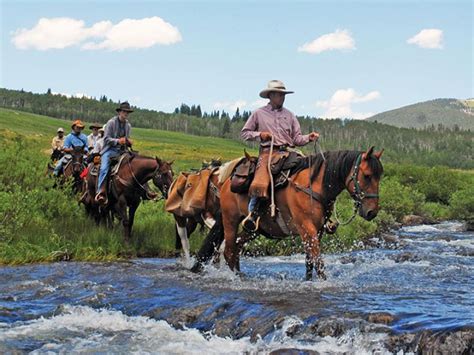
[
  {"xmin": 59, "ymin": 145, "xmax": 85, "ymax": 193},
  {"xmin": 220, "ymin": 146, "xmax": 384, "ymax": 281},
  {"xmin": 102, "ymin": 153, "xmax": 174, "ymax": 242}
]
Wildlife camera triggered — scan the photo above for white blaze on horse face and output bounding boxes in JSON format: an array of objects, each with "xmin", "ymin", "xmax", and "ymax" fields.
[{"xmin": 176, "ymin": 224, "xmax": 191, "ymax": 262}]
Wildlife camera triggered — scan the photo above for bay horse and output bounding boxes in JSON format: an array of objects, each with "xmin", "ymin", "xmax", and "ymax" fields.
[
  {"xmin": 220, "ymin": 146, "xmax": 384, "ymax": 281},
  {"xmin": 100, "ymin": 153, "xmax": 174, "ymax": 243}
]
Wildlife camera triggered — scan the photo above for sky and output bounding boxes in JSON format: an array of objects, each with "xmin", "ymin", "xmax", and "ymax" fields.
[{"xmin": 0, "ymin": 0, "xmax": 472, "ymax": 119}]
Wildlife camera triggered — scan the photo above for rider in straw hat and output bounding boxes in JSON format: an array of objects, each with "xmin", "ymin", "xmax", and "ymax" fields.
[
  {"xmin": 53, "ymin": 120, "xmax": 89, "ymax": 176},
  {"xmin": 240, "ymin": 80, "xmax": 320, "ymax": 232}
]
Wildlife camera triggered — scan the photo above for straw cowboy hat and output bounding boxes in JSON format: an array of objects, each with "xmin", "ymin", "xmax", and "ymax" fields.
[
  {"xmin": 89, "ymin": 122, "xmax": 102, "ymax": 129},
  {"xmin": 71, "ymin": 120, "xmax": 85, "ymax": 129},
  {"xmin": 116, "ymin": 101, "xmax": 134, "ymax": 113},
  {"xmin": 57, "ymin": 127, "xmax": 64, "ymax": 133},
  {"xmin": 259, "ymin": 80, "xmax": 294, "ymax": 99}
]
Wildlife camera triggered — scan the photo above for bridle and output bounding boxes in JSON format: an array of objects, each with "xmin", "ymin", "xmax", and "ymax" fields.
[
  {"xmin": 347, "ymin": 153, "xmax": 380, "ymax": 203},
  {"xmin": 125, "ymin": 158, "xmax": 171, "ymax": 201}
]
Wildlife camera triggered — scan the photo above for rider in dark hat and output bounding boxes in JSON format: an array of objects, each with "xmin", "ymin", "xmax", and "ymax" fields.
[{"xmin": 95, "ymin": 102, "xmax": 134, "ymax": 203}]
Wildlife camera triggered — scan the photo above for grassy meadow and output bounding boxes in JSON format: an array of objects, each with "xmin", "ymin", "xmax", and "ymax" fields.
[{"xmin": 1, "ymin": 108, "xmax": 473, "ymax": 264}]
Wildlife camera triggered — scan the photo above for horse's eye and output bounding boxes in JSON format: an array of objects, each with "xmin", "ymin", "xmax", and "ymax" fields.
[{"xmin": 364, "ymin": 174, "xmax": 371, "ymax": 180}]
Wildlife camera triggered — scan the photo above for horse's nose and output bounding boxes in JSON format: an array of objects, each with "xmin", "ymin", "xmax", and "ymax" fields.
[{"xmin": 366, "ymin": 209, "xmax": 377, "ymax": 221}]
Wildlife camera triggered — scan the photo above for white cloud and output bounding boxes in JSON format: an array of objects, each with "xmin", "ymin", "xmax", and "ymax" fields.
[
  {"xmin": 250, "ymin": 99, "xmax": 268, "ymax": 108},
  {"xmin": 316, "ymin": 88, "xmax": 380, "ymax": 120},
  {"xmin": 407, "ymin": 28, "xmax": 443, "ymax": 49},
  {"xmin": 298, "ymin": 29, "xmax": 355, "ymax": 54},
  {"xmin": 12, "ymin": 16, "xmax": 182, "ymax": 51},
  {"xmin": 213, "ymin": 100, "xmax": 247, "ymax": 112}
]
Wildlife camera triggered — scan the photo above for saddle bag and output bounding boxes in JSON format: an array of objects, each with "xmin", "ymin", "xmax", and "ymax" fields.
[{"xmin": 230, "ymin": 159, "xmax": 256, "ymax": 194}]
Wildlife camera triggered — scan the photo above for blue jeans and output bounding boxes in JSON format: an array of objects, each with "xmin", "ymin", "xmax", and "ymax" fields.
[
  {"xmin": 97, "ymin": 148, "xmax": 120, "ymax": 191},
  {"xmin": 248, "ymin": 196, "xmax": 258, "ymax": 213},
  {"xmin": 53, "ymin": 155, "xmax": 71, "ymax": 176}
]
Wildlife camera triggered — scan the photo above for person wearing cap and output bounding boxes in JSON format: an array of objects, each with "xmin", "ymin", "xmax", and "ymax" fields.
[
  {"xmin": 87, "ymin": 123, "xmax": 103, "ymax": 151},
  {"xmin": 95, "ymin": 102, "xmax": 134, "ymax": 203},
  {"xmin": 91, "ymin": 125, "xmax": 105, "ymax": 155},
  {"xmin": 240, "ymin": 80, "xmax": 320, "ymax": 232},
  {"xmin": 51, "ymin": 128, "xmax": 65, "ymax": 159},
  {"xmin": 53, "ymin": 120, "xmax": 89, "ymax": 176}
]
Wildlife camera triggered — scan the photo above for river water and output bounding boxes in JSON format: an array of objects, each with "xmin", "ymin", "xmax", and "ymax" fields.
[{"xmin": 0, "ymin": 222, "xmax": 473, "ymax": 353}]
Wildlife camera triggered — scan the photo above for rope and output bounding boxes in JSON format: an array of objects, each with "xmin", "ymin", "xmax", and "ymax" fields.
[
  {"xmin": 268, "ymin": 135, "xmax": 276, "ymax": 217},
  {"xmin": 332, "ymin": 197, "xmax": 360, "ymax": 226}
]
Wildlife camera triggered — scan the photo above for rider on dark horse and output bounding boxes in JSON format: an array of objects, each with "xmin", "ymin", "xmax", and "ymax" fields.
[
  {"xmin": 53, "ymin": 120, "xmax": 88, "ymax": 177},
  {"xmin": 240, "ymin": 80, "xmax": 320, "ymax": 232},
  {"xmin": 50, "ymin": 127, "xmax": 65, "ymax": 162},
  {"xmin": 95, "ymin": 101, "xmax": 157, "ymax": 204}
]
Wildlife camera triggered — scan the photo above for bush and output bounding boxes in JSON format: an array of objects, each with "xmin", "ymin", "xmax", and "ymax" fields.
[
  {"xmin": 379, "ymin": 177, "xmax": 425, "ymax": 221},
  {"xmin": 449, "ymin": 188, "xmax": 474, "ymax": 223}
]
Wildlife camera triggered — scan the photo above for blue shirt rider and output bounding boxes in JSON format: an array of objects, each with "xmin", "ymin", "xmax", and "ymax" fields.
[
  {"xmin": 53, "ymin": 120, "xmax": 88, "ymax": 176},
  {"xmin": 95, "ymin": 101, "xmax": 133, "ymax": 204}
]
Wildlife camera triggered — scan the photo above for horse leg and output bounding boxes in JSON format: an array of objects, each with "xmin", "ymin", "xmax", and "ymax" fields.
[
  {"xmin": 295, "ymin": 221, "xmax": 323, "ymax": 281},
  {"xmin": 234, "ymin": 231, "xmax": 255, "ymax": 272},
  {"xmin": 127, "ymin": 200, "xmax": 139, "ymax": 242},
  {"xmin": 175, "ymin": 219, "xmax": 191, "ymax": 262},
  {"xmin": 223, "ymin": 217, "xmax": 240, "ymax": 271},
  {"xmin": 115, "ymin": 198, "xmax": 130, "ymax": 243}
]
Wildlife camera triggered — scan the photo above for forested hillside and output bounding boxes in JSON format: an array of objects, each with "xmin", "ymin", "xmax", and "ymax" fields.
[
  {"xmin": 366, "ymin": 98, "xmax": 474, "ymax": 130},
  {"xmin": 1, "ymin": 88, "xmax": 473, "ymax": 168}
]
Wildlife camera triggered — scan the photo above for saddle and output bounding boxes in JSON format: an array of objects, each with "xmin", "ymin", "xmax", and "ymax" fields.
[
  {"xmin": 166, "ymin": 165, "xmax": 219, "ymax": 217},
  {"xmin": 230, "ymin": 151, "xmax": 307, "ymax": 194}
]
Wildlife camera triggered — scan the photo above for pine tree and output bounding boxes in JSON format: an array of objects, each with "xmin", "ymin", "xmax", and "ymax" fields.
[{"xmin": 232, "ymin": 107, "xmax": 241, "ymax": 122}]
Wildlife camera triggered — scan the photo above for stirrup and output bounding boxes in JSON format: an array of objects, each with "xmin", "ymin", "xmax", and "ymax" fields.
[{"xmin": 242, "ymin": 213, "xmax": 260, "ymax": 233}]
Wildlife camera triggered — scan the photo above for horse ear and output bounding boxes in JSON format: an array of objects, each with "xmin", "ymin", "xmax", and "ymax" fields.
[
  {"xmin": 168, "ymin": 160, "xmax": 174, "ymax": 165},
  {"xmin": 374, "ymin": 148, "xmax": 384, "ymax": 160},
  {"xmin": 364, "ymin": 146, "xmax": 375, "ymax": 160},
  {"xmin": 155, "ymin": 156, "xmax": 162, "ymax": 164},
  {"xmin": 244, "ymin": 149, "xmax": 251, "ymax": 160}
]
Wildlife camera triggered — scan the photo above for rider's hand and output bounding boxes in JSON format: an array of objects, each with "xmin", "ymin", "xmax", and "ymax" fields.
[
  {"xmin": 309, "ymin": 132, "xmax": 320, "ymax": 142},
  {"xmin": 126, "ymin": 138, "xmax": 133, "ymax": 146},
  {"xmin": 260, "ymin": 132, "xmax": 272, "ymax": 142},
  {"xmin": 118, "ymin": 137, "xmax": 127, "ymax": 145}
]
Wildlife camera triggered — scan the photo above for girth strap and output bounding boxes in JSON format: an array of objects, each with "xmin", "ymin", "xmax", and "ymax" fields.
[{"xmin": 292, "ymin": 182, "xmax": 329, "ymax": 210}]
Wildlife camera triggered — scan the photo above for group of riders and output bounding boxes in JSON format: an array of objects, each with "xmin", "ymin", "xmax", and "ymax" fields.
[
  {"xmin": 50, "ymin": 80, "xmax": 319, "ymax": 232},
  {"xmin": 53, "ymin": 81, "xmax": 320, "ymax": 230}
]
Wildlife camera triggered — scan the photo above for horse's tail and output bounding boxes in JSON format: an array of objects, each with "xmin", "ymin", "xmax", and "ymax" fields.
[{"xmin": 191, "ymin": 213, "xmax": 224, "ymax": 272}]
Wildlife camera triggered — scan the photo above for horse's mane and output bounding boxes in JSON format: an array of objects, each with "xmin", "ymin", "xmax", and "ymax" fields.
[{"xmin": 305, "ymin": 150, "xmax": 383, "ymax": 201}]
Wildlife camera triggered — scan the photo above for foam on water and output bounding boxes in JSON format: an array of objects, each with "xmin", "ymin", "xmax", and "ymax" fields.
[{"xmin": 0, "ymin": 305, "xmax": 392, "ymax": 354}]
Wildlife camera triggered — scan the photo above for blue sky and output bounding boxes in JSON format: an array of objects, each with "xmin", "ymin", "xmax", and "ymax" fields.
[{"xmin": 1, "ymin": 0, "xmax": 472, "ymax": 118}]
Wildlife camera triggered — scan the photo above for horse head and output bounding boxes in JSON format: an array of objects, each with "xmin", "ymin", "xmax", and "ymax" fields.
[
  {"xmin": 71, "ymin": 145, "xmax": 85, "ymax": 174},
  {"xmin": 347, "ymin": 146, "xmax": 384, "ymax": 221},
  {"xmin": 153, "ymin": 157, "xmax": 174, "ymax": 199}
]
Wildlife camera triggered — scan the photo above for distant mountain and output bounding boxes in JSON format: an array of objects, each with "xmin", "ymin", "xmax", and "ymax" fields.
[{"xmin": 366, "ymin": 98, "xmax": 474, "ymax": 130}]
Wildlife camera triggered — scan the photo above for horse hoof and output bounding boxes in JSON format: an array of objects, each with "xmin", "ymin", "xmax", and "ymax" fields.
[{"xmin": 190, "ymin": 262, "xmax": 203, "ymax": 273}]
